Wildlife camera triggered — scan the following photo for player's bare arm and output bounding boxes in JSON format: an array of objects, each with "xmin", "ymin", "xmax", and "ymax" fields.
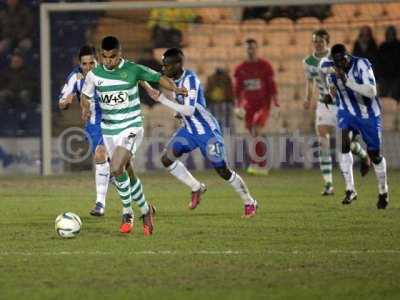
[
  {"xmin": 159, "ymin": 75, "xmax": 188, "ymax": 96},
  {"xmin": 80, "ymin": 94, "xmax": 92, "ymax": 122},
  {"xmin": 147, "ymin": 89, "xmax": 195, "ymax": 117},
  {"xmin": 139, "ymin": 81, "xmax": 161, "ymax": 100},
  {"xmin": 304, "ymin": 78, "xmax": 314, "ymax": 110}
]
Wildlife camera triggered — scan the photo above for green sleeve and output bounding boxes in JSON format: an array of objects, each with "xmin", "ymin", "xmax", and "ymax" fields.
[{"xmin": 136, "ymin": 64, "xmax": 161, "ymax": 82}]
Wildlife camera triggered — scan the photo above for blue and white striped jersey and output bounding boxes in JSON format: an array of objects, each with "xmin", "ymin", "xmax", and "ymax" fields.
[
  {"xmin": 174, "ymin": 69, "xmax": 221, "ymax": 135},
  {"xmin": 59, "ymin": 66, "xmax": 102, "ymax": 125},
  {"xmin": 319, "ymin": 56, "xmax": 381, "ymax": 119}
]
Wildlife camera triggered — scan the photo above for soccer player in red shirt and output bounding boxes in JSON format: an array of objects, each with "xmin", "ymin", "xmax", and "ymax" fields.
[{"xmin": 234, "ymin": 38, "xmax": 279, "ymax": 175}]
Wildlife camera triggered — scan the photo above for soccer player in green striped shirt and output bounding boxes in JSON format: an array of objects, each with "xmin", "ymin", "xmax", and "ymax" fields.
[{"xmin": 81, "ymin": 36, "xmax": 187, "ymax": 235}]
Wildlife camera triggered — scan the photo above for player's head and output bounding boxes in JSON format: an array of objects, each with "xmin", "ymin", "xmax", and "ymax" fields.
[
  {"xmin": 162, "ymin": 48, "xmax": 184, "ymax": 79},
  {"xmin": 245, "ymin": 38, "xmax": 258, "ymax": 60},
  {"xmin": 331, "ymin": 43, "xmax": 350, "ymax": 70},
  {"xmin": 101, "ymin": 36, "xmax": 121, "ymax": 70},
  {"xmin": 78, "ymin": 45, "xmax": 96, "ymax": 75},
  {"xmin": 312, "ymin": 29, "xmax": 329, "ymax": 53}
]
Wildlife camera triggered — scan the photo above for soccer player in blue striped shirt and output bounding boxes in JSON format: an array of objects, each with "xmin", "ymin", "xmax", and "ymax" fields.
[
  {"xmin": 321, "ymin": 44, "xmax": 389, "ymax": 208},
  {"xmin": 148, "ymin": 48, "xmax": 258, "ymax": 218},
  {"xmin": 59, "ymin": 45, "xmax": 110, "ymax": 216}
]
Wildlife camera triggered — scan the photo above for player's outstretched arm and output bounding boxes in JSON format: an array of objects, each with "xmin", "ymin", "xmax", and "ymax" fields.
[
  {"xmin": 139, "ymin": 81, "xmax": 161, "ymax": 100},
  {"xmin": 59, "ymin": 71, "xmax": 78, "ymax": 110},
  {"xmin": 159, "ymin": 75, "xmax": 188, "ymax": 97},
  {"xmin": 149, "ymin": 92, "xmax": 195, "ymax": 116}
]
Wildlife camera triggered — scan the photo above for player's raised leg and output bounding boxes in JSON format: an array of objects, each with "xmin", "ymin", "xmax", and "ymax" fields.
[
  {"xmin": 203, "ymin": 133, "xmax": 258, "ymax": 217},
  {"xmin": 340, "ymin": 129, "xmax": 357, "ymax": 204},
  {"xmin": 161, "ymin": 128, "xmax": 206, "ymax": 210},
  {"xmin": 90, "ymin": 144, "xmax": 110, "ymax": 216},
  {"xmin": 215, "ymin": 165, "xmax": 258, "ymax": 218},
  {"xmin": 350, "ymin": 138, "xmax": 371, "ymax": 176}
]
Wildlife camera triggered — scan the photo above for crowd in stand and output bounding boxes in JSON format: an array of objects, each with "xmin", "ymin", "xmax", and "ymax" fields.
[
  {"xmin": 0, "ymin": 2, "xmax": 399, "ymax": 136},
  {"xmin": 0, "ymin": 0, "xmax": 39, "ymax": 136},
  {"xmin": 352, "ymin": 25, "xmax": 400, "ymax": 105}
]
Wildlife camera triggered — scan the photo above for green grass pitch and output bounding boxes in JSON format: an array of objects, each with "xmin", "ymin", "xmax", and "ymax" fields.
[{"xmin": 0, "ymin": 169, "xmax": 399, "ymax": 300}]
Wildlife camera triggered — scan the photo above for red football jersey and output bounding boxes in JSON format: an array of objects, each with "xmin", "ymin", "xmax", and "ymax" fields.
[{"xmin": 234, "ymin": 58, "xmax": 277, "ymax": 109}]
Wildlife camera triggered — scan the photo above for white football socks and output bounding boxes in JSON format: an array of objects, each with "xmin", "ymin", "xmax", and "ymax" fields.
[
  {"xmin": 167, "ymin": 160, "xmax": 201, "ymax": 192},
  {"xmin": 95, "ymin": 161, "xmax": 110, "ymax": 208},
  {"xmin": 373, "ymin": 157, "xmax": 388, "ymax": 194},
  {"xmin": 340, "ymin": 152, "xmax": 355, "ymax": 191},
  {"xmin": 228, "ymin": 171, "xmax": 255, "ymax": 205}
]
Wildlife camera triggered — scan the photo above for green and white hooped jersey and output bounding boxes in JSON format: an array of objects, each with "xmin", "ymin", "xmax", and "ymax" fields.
[
  {"xmin": 82, "ymin": 59, "xmax": 161, "ymax": 136},
  {"xmin": 303, "ymin": 52, "xmax": 330, "ymax": 103}
]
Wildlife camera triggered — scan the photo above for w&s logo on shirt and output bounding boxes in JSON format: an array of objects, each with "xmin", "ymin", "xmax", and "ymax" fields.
[{"xmin": 100, "ymin": 91, "xmax": 129, "ymax": 106}]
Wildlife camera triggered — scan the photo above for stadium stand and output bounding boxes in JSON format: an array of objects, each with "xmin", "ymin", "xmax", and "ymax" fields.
[{"xmin": 1, "ymin": 2, "xmax": 400, "ymax": 137}]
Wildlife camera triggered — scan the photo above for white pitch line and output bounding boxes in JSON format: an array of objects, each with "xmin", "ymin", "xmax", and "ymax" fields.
[{"xmin": 0, "ymin": 250, "xmax": 400, "ymax": 256}]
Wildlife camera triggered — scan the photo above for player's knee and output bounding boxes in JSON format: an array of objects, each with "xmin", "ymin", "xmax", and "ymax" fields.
[
  {"xmin": 94, "ymin": 146, "xmax": 107, "ymax": 163},
  {"xmin": 110, "ymin": 163, "xmax": 124, "ymax": 177},
  {"xmin": 318, "ymin": 136, "xmax": 330, "ymax": 149},
  {"xmin": 160, "ymin": 152, "xmax": 174, "ymax": 168},
  {"xmin": 368, "ymin": 150, "xmax": 382, "ymax": 164},
  {"xmin": 317, "ymin": 127, "xmax": 329, "ymax": 139},
  {"xmin": 215, "ymin": 166, "xmax": 232, "ymax": 181}
]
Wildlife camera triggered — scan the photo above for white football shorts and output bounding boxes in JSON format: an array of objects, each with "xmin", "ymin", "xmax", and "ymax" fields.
[
  {"xmin": 103, "ymin": 127, "xmax": 144, "ymax": 158},
  {"xmin": 315, "ymin": 102, "xmax": 337, "ymax": 127}
]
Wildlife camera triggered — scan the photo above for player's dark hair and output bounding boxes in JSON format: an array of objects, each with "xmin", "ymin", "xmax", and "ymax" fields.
[
  {"xmin": 245, "ymin": 38, "xmax": 257, "ymax": 45},
  {"xmin": 331, "ymin": 43, "xmax": 347, "ymax": 57},
  {"xmin": 163, "ymin": 48, "xmax": 184, "ymax": 62},
  {"xmin": 78, "ymin": 45, "xmax": 96, "ymax": 60},
  {"xmin": 313, "ymin": 29, "xmax": 330, "ymax": 44},
  {"xmin": 101, "ymin": 36, "xmax": 120, "ymax": 51}
]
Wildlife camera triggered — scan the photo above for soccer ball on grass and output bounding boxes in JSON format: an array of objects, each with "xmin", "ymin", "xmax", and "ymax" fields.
[{"xmin": 55, "ymin": 212, "xmax": 82, "ymax": 238}]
